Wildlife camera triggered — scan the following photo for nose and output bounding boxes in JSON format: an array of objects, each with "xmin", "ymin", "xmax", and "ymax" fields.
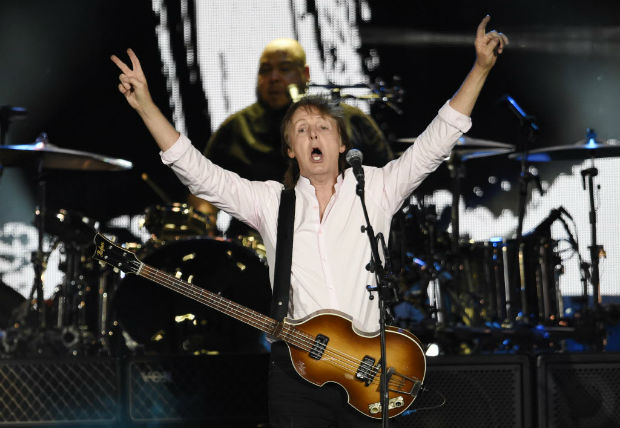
[
  {"xmin": 268, "ymin": 68, "xmax": 281, "ymax": 82},
  {"xmin": 308, "ymin": 125, "xmax": 318, "ymax": 139}
]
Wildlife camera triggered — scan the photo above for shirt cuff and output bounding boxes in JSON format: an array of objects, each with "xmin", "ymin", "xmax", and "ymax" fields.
[
  {"xmin": 438, "ymin": 100, "xmax": 472, "ymax": 134},
  {"xmin": 160, "ymin": 134, "xmax": 191, "ymax": 165}
]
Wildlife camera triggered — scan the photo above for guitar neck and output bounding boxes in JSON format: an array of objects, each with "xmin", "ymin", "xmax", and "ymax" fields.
[{"xmin": 137, "ymin": 263, "xmax": 280, "ymax": 337}]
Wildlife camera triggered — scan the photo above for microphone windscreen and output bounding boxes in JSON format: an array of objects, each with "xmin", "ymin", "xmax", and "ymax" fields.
[{"xmin": 346, "ymin": 148, "xmax": 363, "ymax": 165}]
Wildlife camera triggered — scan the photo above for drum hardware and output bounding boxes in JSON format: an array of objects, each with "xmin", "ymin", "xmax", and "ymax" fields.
[
  {"xmin": 445, "ymin": 139, "xmax": 514, "ymax": 252},
  {"xmin": 110, "ymin": 236, "xmax": 271, "ymax": 355},
  {"xmin": 0, "ymin": 133, "xmax": 133, "ymax": 355},
  {"xmin": 511, "ymin": 129, "xmax": 619, "ymax": 316},
  {"xmin": 141, "ymin": 172, "xmax": 171, "ymax": 204},
  {"xmin": 498, "ymin": 95, "xmax": 542, "ymax": 326},
  {"xmin": 309, "ymin": 77, "xmax": 405, "ymax": 115},
  {"xmin": 395, "ymin": 135, "xmax": 515, "ymax": 250},
  {"xmin": 143, "ymin": 202, "xmax": 214, "ymax": 240}
]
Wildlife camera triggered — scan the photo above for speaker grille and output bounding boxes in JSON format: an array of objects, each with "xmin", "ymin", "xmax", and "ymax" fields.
[
  {"xmin": 127, "ymin": 354, "xmax": 269, "ymax": 424},
  {"xmin": 400, "ymin": 356, "xmax": 529, "ymax": 428},
  {"xmin": 0, "ymin": 358, "xmax": 119, "ymax": 425},
  {"xmin": 538, "ymin": 354, "xmax": 620, "ymax": 428}
]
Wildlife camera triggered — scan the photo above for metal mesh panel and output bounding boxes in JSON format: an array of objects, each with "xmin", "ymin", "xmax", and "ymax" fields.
[
  {"xmin": 399, "ymin": 357, "xmax": 528, "ymax": 428},
  {"xmin": 539, "ymin": 355, "xmax": 620, "ymax": 428},
  {"xmin": 127, "ymin": 354, "xmax": 269, "ymax": 424},
  {"xmin": 0, "ymin": 358, "xmax": 119, "ymax": 425}
]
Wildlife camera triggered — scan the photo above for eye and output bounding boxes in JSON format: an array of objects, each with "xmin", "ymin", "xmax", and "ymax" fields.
[{"xmin": 258, "ymin": 65, "xmax": 272, "ymax": 75}]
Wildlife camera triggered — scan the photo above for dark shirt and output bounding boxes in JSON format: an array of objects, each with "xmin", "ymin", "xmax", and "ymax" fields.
[{"xmin": 203, "ymin": 99, "xmax": 393, "ymax": 182}]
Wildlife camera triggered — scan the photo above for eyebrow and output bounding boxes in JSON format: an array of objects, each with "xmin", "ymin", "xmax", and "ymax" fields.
[{"xmin": 260, "ymin": 60, "xmax": 300, "ymax": 67}]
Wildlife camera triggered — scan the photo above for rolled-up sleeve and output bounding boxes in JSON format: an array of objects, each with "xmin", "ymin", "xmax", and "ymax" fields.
[
  {"xmin": 379, "ymin": 100, "xmax": 471, "ymax": 212},
  {"xmin": 160, "ymin": 134, "xmax": 279, "ymax": 232}
]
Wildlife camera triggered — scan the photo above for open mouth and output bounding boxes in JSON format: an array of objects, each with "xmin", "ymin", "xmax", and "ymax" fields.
[{"xmin": 311, "ymin": 147, "xmax": 323, "ymax": 162}]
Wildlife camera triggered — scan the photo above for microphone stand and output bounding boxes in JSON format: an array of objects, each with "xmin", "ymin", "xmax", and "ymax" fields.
[
  {"xmin": 581, "ymin": 164, "xmax": 602, "ymax": 311},
  {"xmin": 504, "ymin": 96, "xmax": 539, "ymax": 323},
  {"xmin": 354, "ymin": 176, "xmax": 398, "ymax": 427}
]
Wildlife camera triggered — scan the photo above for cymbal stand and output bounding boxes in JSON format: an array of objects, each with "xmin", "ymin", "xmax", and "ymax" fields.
[
  {"xmin": 447, "ymin": 152, "xmax": 464, "ymax": 253},
  {"xmin": 424, "ymin": 206, "xmax": 446, "ymax": 325},
  {"xmin": 503, "ymin": 96, "xmax": 539, "ymax": 322},
  {"xmin": 580, "ymin": 162, "xmax": 603, "ymax": 310},
  {"xmin": 31, "ymin": 157, "xmax": 48, "ymax": 329}
]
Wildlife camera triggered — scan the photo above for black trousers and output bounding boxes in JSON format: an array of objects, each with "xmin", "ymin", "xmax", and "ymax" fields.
[{"xmin": 268, "ymin": 341, "xmax": 397, "ymax": 428}]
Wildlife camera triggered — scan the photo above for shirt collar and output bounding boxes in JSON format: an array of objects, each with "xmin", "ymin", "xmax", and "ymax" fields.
[{"xmin": 295, "ymin": 172, "xmax": 345, "ymax": 193}]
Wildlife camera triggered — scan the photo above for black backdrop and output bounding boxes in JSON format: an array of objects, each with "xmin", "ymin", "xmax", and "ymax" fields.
[{"xmin": 1, "ymin": 0, "xmax": 618, "ymax": 222}]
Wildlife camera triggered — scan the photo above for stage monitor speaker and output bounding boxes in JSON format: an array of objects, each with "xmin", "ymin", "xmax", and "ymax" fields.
[
  {"xmin": 537, "ymin": 352, "xmax": 620, "ymax": 428},
  {"xmin": 398, "ymin": 355, "xmax": 532, "ymax": 428},
  {"xmin": 0, "ymin": 357, "xmax": 120, "ymax": 426},
  {"xmin": 126, "ymin": 353, "xmax": 269, "ymax": 426}
]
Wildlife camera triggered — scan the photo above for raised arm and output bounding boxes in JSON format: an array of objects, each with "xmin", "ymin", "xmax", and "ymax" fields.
[
  {"xmin": 449, "ymin": 15, "xmax": 509, "ymax": 116},
  {"xmin": 110, "ymin": 48, "xmax": 179, "ymax": 151}
]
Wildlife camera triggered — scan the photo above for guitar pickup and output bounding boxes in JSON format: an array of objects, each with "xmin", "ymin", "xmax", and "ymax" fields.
[
  {"xmin": 309, "ymin": 334, "xmax": 329, "ymax": 360},
  {"xmin": 355, "ymin": 356, "xmax": 377, "ymax": 386}
]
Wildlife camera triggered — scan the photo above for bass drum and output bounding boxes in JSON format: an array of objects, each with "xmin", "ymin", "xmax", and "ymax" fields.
[{"xmin": 111, "ymin": 237, "xmax": 271, "ymax": 354}]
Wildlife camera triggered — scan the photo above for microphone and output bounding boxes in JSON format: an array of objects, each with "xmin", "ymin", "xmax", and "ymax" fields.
[
  {"xmin": 287, "ymin": 84, "xmax": 302, "ymax": 103},
  {"xmin": 500, "ymin": 95, "xmax": 539, "ymax": 133},
  {"xmin": 558, "ymin": 205, "xmax": 573, "ymax": 221},
  {"xmin": 533, "ymin": 208, "xmax": 562, "ymax": 234},
  {"xmin": 346, "ymin": 149, "xmax": 364, "ymax": 185},
  {"xmin": 531, "ymin": 172, "xmax": 544, "ymax": 196}
]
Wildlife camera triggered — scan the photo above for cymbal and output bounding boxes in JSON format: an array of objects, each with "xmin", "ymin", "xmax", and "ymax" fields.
[
  {"xmin": 0, "ymin": 141, "xmax": 133, "ymax": 171},
  {"xmin": 510, "ymin": 139, "xmax": 620, "ymax": 162},
  {"xmin": 396, "ymin": 135, "xmax": 514, "ymax": 150},
  {"xmin": 394, "ymin": 135, "xmax": 514, "ymax": 159}
]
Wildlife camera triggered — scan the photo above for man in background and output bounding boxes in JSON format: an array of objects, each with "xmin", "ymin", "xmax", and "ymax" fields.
[{"xmin": 198, "ymin": 38, "xmax": 393, "ymax": 236}]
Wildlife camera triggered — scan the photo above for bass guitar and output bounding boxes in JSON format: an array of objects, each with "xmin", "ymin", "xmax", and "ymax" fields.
[{"xmin": 92, "ymin": 232, "xmax": 425, "ymax": 419}]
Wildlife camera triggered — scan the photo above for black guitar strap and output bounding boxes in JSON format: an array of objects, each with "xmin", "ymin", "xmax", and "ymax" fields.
[{"xmin": 270, "ymin": 188, "xmax": 296, "ymax": 322}]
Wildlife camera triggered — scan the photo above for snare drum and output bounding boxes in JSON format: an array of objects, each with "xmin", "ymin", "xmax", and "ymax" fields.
[{"xmin": 111, "ymin": 236, "xmax": 271, "ymax": 354}]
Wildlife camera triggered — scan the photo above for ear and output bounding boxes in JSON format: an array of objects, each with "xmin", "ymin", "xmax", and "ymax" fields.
[
  {"xmin": 303, "ymin": 65, "xmax": 310, "ymax": 83},
  {"xmin": 339, "ymin": 142, "xmax": 346, "ymax": 154},
  {"xmin": 287, "ymin": 146, "xmax": 296, "ymax": 159}
]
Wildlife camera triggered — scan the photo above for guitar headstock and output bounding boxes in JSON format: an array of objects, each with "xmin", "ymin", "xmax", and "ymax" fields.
[{"xmin": 92, "ymin": 232, "xmax": 141, "ymax": 275}]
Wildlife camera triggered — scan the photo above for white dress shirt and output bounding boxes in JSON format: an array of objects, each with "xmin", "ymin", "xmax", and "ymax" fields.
[{"xmin": 161, "ymin": 101, "xmax": 471, "ymax": 333}]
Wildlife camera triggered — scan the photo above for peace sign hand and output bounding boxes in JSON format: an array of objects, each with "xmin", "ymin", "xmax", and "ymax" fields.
[
  {"xmin": 110, "ymin": 48, "xmax": 154, "ymax": 113},
  {"xmin": 474, "ymin": 15, "xmax": 509, "ymax": 71}
]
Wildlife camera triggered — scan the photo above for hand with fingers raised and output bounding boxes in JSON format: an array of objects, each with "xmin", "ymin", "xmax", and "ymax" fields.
[
  {"xmin": 110, "ymin": 48, "xmax": 155, "ymax": 114},
  {"xmin": 448, "ymin": 15, "xmax": 510, "ymax": 116},
  {"xmin": 110, "ymin": 48, "xmax": 179, "ymax": 151},
  {"xmin": 474, "ymin": 15, "xmax": 509, "ymax": 71}
]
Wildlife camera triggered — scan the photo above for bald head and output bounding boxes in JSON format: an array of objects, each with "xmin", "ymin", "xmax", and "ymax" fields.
[
  {"xmin": 261, "ymin": 38, "xmax": 306, "ymax": 64},
  {"xmin": 257, "ymin": 38, "xmax": 309, "ymax": 110}
]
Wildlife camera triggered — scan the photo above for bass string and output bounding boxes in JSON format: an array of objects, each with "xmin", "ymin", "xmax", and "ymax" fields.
[
  {"xmin": 138, "ymin": 262, "xmax": 416, "ymax": 390},
  {"xmin": 141, "ymin": 264, "xmax": 379, "ymax": 374}
]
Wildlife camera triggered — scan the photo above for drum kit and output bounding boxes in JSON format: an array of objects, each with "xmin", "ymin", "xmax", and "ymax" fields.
[
  {"xmin": 391, "ymin": 129, "xmax": 619, "ymax": 351},
  {"xmin": 0, "ymin": 133, "xmax": 271, "ymax": 357},
  {"xmin": 1, "ymin": 114, "xmax": 618, "ymax": 356}
]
